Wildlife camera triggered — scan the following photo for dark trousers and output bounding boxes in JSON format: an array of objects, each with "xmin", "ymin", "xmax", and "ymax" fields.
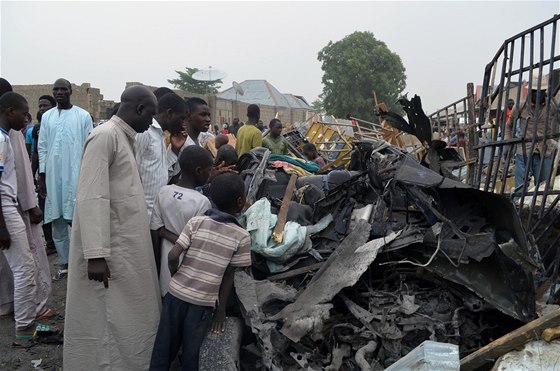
[
  {"xmin": 38, "ymin": 196, "xmax": 54, "ymax": 247},
  {"xmin": 150, "ymin": 293, "xmax": 213, "ymax": 371}
]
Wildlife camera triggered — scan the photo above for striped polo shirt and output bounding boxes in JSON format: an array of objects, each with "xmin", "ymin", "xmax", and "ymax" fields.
[{"xmin": 169, "ymin": 208, "xmax": 251, "ymax": 308}]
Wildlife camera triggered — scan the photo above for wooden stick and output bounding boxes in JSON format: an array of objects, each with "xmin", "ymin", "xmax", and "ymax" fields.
[
  {"xmin": 272, "ymin": 174, "xmax": 298, "ymax": 244},
  {"xmin": 460, "ymin": 309, "xmax": 560, "ymax": 370}
]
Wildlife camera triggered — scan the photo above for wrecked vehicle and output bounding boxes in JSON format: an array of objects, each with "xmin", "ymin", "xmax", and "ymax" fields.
[{"xmin": 231, "ymin": 134, "xmax": 539, "ymax": 369}]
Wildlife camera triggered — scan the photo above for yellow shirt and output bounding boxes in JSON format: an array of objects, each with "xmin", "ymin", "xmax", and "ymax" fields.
[{"xmin": 235, "ymin": 124, "xmax": 263, "ymax": 156}]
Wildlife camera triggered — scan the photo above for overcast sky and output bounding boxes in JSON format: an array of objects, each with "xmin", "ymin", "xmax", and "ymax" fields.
[{"xmin": 1, "ymin": 1, "xmax": 558, "ymax": 113}]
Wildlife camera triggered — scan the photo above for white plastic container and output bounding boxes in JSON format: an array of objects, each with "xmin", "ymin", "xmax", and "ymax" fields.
[{"xmin": 385, "ymin": 340, "xmax": 460, "ymax": 371}]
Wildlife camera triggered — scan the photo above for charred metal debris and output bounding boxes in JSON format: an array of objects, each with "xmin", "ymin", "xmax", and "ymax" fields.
[{"xmin": 233, "ymin": 129, "xmax": 540, "ymax": 370}]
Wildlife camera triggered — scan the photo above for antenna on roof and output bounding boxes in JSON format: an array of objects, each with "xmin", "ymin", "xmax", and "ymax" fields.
[
  {"xmin": 192, "ymin": 66, "xmax": 227, "ymax": 94},
  {"xmin": 232, "ymin": 81, "xmax": 244, "ymax": 96}
]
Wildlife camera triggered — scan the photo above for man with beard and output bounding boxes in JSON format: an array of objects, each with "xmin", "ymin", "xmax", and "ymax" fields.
[{"xmin": 38, "ymin": 79, "xmax": 93, "ymax": 279}]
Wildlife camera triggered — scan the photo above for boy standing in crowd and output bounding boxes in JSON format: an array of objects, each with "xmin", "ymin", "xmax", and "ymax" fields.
[
  {"xmin": 0, "ymin": 92, "xmax": 38, "ymax": 340},
  {"xmin": 150, "ymin": 173, "xmax": 251, "ymax": 370},
  {"xmin": 151, "ymin": 146, "xmax": 213, "ymax": 296}
]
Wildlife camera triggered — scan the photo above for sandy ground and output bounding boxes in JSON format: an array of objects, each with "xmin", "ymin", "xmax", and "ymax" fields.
[{"xmin": 0, "ymin": 254, "xmax": 65, "ymax": 371}]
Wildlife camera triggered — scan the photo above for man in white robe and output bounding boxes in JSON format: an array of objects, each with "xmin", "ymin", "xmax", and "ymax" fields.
[
  {"xmin": 64, "ymin": 86, "xmax": 161, "ymax": 370},
  {"xmin": 9, "ymin": 128, "xmax": 51, "ymax": 315},
  {"xmin": 38, "ymin": 78, "xmax": 93, "ymax": 279}
]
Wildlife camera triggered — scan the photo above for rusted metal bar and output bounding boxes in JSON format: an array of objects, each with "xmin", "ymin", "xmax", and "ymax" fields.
[
  {"xmin": 537, "ymin": 21, "xmax": 558, "ymax": 220},
  {"xmin": 526, "ymin": 27, "xmax": 549, "ymax": 228},
  {"xmin": 474, "ymin": 133, "xmax": 560, "ymax": 149},
  {"xmin": 494, "ymin": 40, "xmax": 516, "ymax": 195},
  {"xmin": 473, "ymin": 14, "xmax": 558, "ymax": 239},
  {"xmin": 483, "ymin": 41, "xmax": 509, "ymax": 193},
  {"xmin": 517, "ymin": 30, "xmax": 537, "ymax": 217},
  {"xmin": 466, "ymin": 83, "xmax": 477, "ymax": 184}
]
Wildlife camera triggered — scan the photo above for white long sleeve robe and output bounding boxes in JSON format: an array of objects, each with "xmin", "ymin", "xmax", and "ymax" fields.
[{"xmin": 63, "ymin": 116, "xmax": 161, "ymax": 371}]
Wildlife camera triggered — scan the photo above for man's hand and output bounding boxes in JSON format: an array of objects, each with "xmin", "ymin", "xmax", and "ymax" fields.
[
  {"xmin": 88, "ymin": 258, "xmax": 111, "ymax": 288},
  {"xmin": 29, "ymin": 206, "xmax": 43, "ymax": 224},
  {"xmin": 170, "ymin": 132, "xmax": 187, "ymax": 155},
  {"xmin": 211, "ymin": 311, "xmax": 227, "ymax": 334},
  {"xmin": 38, "ymin": 177, "xmax": 47, "ymax": 199},
  {"xmin": 209, "ymin": 161, "xmax": 237, "ymax": 182},
  {"xmin": 168, "ymin": 244, "xmax": 182, "ymax": 276},
  {"xmin": 0, "ymin": 227, "xmax": 10, "ymax": 250}
]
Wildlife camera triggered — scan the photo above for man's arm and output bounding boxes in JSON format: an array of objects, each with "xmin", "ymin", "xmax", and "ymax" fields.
[
  {"xmin": 37, "ymin": 118, "xmax": 48, "ymax": 198},
  {"xmin": 83, "ymin": 112, "xmax": 94, "ymax": 141},
  {"xmin": 134, "ymin": 131, "xmax": 150, "ymax": 175},
  {"xmin": 252, "ymin": 130, "xmax": 263, "ymax": 149},
  {"xmin": 212, "ymin": 234, "xmax": 252, "ymax": 333},
  {"xmin": 158, "ymin": 227, "xmax": 179, "ymax": 244},
  {"xmin": 151, "ymin": 229, "xmax": 162, "ymax": 277},
  {"xmin": 0, "ymin": 174, "xmax": 10, "ymax": 251},
  {"xmin": 31, "ymin": 151, "xmax": 39, "ymax": 180},
  {"xmin": 75, "ymin": 130, "xmax": 114, "ymax": 288},
  {"xmin": 211, "ymin": 266, "xmax": 235, "ymax": 333},
  {"xmin": 31, "ymin": 126, "xmax": 39, "ymax": 178},
  {"xmin": 166, "ymin": 133, "xmax": 187, "ymax": 180},
  {"xmin": 505, "ymin": 107, "xmax": 519, "ymax": 140},
  {"xmin": 0, "ymin": 137, "xmax": 10, "ymax": 250},
  {"xmin": 168, "ymin": 222, "xmax": 193, "ymax": 276},
  {"xmin": 282, "ymin": 138, "xmax": 289, "ymax": 155}
]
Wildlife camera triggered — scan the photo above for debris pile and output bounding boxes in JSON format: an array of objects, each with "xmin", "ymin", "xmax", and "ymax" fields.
[{"xmin": 234, "ymin": 140, "xmax": 540, "ymax": 370}]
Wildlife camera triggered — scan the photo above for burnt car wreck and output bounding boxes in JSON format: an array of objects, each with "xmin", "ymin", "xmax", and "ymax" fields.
[
  {"xmin": 220, "ymin": 15, "xmax": 560, "ymax": 370},
  {"xmin": 231, "ymin": 135, "xmax": 539, "ymax": 370}
]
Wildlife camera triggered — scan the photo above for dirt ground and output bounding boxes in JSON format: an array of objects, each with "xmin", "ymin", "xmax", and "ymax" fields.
[{"xmin": 0, "ymin": 254, "xmax": 65, "ymax": 371}]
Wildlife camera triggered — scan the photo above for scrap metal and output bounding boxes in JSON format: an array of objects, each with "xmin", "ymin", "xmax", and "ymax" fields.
[{"xmin": 233, "ymin": 130, "xmax": 539, "ymax": 369}]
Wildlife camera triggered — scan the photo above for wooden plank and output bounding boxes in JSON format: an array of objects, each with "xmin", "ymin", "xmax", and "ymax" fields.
[
  {"xmin": 542, "ymin": 325, "xmax": 560, "ymax": 342},
  {"xmin": 272, "ymin": 174, "xmax": 298, "ymax": 244},
  {"xmin": 460, "ymin": 309, "xmax": 560, "ymax": 370},
  {"xmin": 268, "ymin": 262, "xmax": 323, "ymax": 281}
]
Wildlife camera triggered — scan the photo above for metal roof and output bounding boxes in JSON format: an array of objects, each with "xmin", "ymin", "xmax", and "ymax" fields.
[
  {"xmin": 219, "ymin": 80, "xmax": 313, "ymax": 109},
  {"xmin": 283, "ymin": 93, "xmax": 314, "ymax": 110}
]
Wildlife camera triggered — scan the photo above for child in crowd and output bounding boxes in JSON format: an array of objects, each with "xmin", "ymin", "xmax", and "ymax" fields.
[
  {"xmin": 214, "ymin": 133, "xmax": 229, "ymax": 150},
  {"xmin": 215, "ymin": 144, "xmax": 238, "ymax": 168},
  {"xmin": 303, "ymin": 142, "xmax": 326, "ymax": 169},
  {"xmin": 262, "ymin": 118, "xmax": 288, "ymax": 155},
  {"xmin": 150, "ymin": 145, "xmax": 213, "ymax": 296},
  {"xmin": 0, "ymin": 92, "xmax": 38, "ymax": 340},
  {"xmin": 150, "ymin": 173, "xmax": 251, "ymax": 370}
]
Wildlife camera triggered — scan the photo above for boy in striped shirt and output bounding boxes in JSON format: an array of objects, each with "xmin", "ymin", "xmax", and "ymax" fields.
[{"xmin": 150, "ymin": 173, "xmax": 251, "ymax": 370}]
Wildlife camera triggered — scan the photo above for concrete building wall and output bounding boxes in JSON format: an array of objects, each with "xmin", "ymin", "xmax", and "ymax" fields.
[
  {"xmin": 12, "ymin": 83, "xmax": 115, "ymax": 123},
  {"xmin": 14, "ymin": 81, "xmax": 315, "ymax": 128},
  {"xmin": 128, "ymin": 82, "xmax": 315, "ymax": 129}
]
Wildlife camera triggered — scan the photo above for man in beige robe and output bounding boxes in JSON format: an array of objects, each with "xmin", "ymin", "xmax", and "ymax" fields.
[{"xmin": 64, "ymin": 86, "xmax": 161, "ymax": 370}]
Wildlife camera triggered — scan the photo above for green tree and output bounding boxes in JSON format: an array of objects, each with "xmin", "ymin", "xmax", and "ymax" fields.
[
  {"xmin": 317, "ymin": 31, "xmax": 406, "ymax": 121},
  {"xmin": 311, "ymin": 98, "xmax": 324, "ymax": 112},
  {"xmin": 168, "ymin": 67, "xmax": 223, "ymax": 94}
]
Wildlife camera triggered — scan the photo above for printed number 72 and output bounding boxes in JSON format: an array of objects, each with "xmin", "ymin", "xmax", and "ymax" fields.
[{"xmin": 173, "ymin": 191, "xmax": 183, "ymax": 200}]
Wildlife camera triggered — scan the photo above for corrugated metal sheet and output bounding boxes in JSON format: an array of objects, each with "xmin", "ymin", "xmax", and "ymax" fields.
[
  {"xmin": 283, "ymin": 93, "xmax": 313, "ymax": 110},
  {"xmin": 219, "ymin": 80, "xmax": 312, "ymax": 109}
]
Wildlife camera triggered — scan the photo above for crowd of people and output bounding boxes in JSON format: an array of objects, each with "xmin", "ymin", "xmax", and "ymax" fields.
[
  {"xmin": 433, "ymin": 75, "xmax": 556, "ymax": 193},
  {"xmin": 0, "ymin": 77, "xmax": 328, "ymax": 370}
]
